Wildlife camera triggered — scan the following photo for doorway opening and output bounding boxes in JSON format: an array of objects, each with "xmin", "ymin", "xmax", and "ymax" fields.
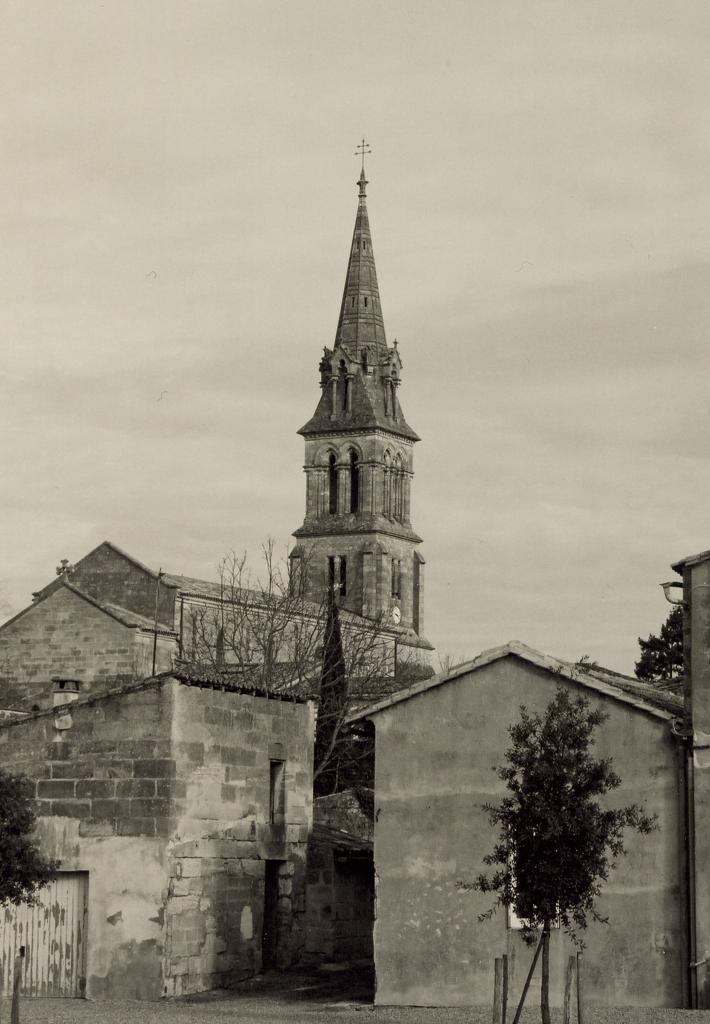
[{"xmin": 261, "ymin": 860, "xmax": 282, "ymax": 970}]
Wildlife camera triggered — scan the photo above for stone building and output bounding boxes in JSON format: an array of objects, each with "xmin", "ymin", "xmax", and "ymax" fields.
[
  {"xmin": 0, "ymin": 669, "xmax": 313, "ymax": 998},
  {"xmin": 290, "ymin": 168, "xmax": 432, "ymax": 664},
  {"xmin": 351, "ymin": 640, "xmax": 691, "ymax": 1009}
]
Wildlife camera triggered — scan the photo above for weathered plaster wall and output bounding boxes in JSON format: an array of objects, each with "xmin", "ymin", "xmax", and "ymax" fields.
[
  {"xmin": 35, "ymin": 818, "xmax": 168, "ymax": 999},
  {"xmin": 372, "ymin": 656, "xmax": 682, "ymax": 1008},
  {"xmin": 162, "ymin": 684, "xmax": 314, "ymax": 994},
  {"xmin": 0, "ymin": 587, "xmax": 174, "ymax": 710}
]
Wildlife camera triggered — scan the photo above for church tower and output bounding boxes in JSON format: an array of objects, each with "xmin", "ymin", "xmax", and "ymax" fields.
[{"xmin": 291, "ymin": 166, "xmax": 428, "ymax": 644}]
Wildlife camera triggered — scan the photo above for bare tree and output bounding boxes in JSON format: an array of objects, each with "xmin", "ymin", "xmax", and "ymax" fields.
[{"xmin": 185, "ymin": 541, "xmax": 430, "ymax": 790}]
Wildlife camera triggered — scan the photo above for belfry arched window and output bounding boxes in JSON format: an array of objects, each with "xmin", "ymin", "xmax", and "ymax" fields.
[
  {"xmin": 349, "ymin": 450, "xmax": 360, "ymax": 513},
  {"xmin": 383, "ymin": 450, "xmax": 392, "ymax": 517},
  {"xmin": 328, "ymin": 452, "xmax": 338, "ymax": 514},
  {"xmin": 393, "ymin": 453, "xmax": 404, "ymax": 521}
]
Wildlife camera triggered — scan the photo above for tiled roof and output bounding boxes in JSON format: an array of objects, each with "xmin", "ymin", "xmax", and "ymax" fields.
[
  {"xmin": 311, "ymin": 823, "xmax": 373, "ymax": 854},
  {"xmin": 298, "ymin": 369, "xmax": 419, "ymax": 441},
  {"xmin": 168, "ymin": 664, "xmax": 307, "ymax": 703},
  {"xmin": 161, "ymin": 573, "xmax": 240, "ymax": 601},
  {"xmin": 348, "ymin": 640, "xmax": 683, "ymax": 723}
]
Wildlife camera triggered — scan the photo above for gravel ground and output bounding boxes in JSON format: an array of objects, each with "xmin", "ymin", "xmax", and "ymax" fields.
[
  {"xmin": 8, "ymin": 968, "xmax": 710, "ymax": 1024},
  {"xmin": 11, "ymin": 996, "xmax": 710, "ymax": 1024}
]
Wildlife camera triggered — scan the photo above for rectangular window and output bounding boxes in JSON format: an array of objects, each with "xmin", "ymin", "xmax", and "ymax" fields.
[
  {"xmin": 269, "ymin": 760, "xmax": 285, "ymax": 825},
  {"xmin": 339, "ymin": 557, "xmax": 347, "ymax": 597},
  {"xmin": 507, "ymin": 904, "xmax": 560, "ymax": 931},
  {"xmin": 328, "ymin": 556, "xmax": 336, "ymax": 588}
]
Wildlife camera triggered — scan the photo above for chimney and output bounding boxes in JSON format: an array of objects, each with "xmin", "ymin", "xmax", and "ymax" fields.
[{"xmin": 51, "ymin": 678, "xmax": 81, "ymax": 708}]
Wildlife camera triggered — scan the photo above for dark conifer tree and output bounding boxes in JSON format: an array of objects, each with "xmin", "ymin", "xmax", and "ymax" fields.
[
  {"xmin": 313, "ymin": 593, "xmax": 348, "ymax": 796},
  {"xmin": 635, "ymin": 605, "xmax": 683, "ymax": 692}
]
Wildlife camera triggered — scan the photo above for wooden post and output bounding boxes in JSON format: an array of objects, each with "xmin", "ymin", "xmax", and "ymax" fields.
[
  {"xmin": 493, "ymin": 957, "xmax": 504, "ymax": 1024},
  {"xmin": 502, "ymin": 954, "xmax": 509, "ymax": 1024},
  {"xmin": 11, "ymin": 945, "xmax": 24, "ymax": 1024},
  {"xmin": 512, "ymin": 933, "xmax": 545, "ymax": 1024},
  {"xmin": 576, "ymin": 952, "xmax": 585, "ymax": 1024},
  {"xmin": 562, "ymin": 954, "xmax": 576, "ymax": 1024}
]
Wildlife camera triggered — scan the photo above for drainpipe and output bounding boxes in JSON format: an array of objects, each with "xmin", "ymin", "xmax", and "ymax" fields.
[
  {"xmin": 179, "ymin": 595, "xmax": 185, "ymax": 659},
  {"xmin": 151, "ymin": 569, "xmax": 164, "ymax": 676},
  {"xmin": 672, "ymin": 721, "xmax": 696, "ymax": 1008}
]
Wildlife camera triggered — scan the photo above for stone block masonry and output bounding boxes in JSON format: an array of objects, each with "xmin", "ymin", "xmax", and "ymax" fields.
[
  {"xmin": 0, "ymin": 584, "xmax": 174, "ymax": 711},
  {"xmin": 0, "ymin": 674, "xmax": 315, "ymax": 999},
  {"xmin": 162, "ymin": 680, "xmax": 315, "ymax": 990}
]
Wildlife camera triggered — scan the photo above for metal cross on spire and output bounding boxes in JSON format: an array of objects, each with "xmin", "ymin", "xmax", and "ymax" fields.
[{"xmin": 355, "ymin": 138, "xmax": 371, "ymax": 174}]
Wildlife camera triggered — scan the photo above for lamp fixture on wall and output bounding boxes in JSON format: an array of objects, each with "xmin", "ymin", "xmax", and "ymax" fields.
[{"xmin": 660, "ymin": 581, "xmax": 685, "ymax": 607}]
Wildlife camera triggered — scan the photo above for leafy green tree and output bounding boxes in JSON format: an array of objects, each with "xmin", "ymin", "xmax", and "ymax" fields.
[
  {"xmin": 0, "ymin": 770, "xmax": 59, "ymax": 905},
  {"xmin": 467, "ymin": 688, "xmax": 656, "ymax": 1024},
  {"xmin": 635, "ymin": 605, "xmax": 683, "ymax": 692}
]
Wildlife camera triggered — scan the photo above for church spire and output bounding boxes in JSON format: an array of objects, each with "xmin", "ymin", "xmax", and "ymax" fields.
[
  {"xmin": 292, "ymin": 156, "xmax": 431, "ymax": 653},
  {"xmin": 333, "ymin": 164, "xmax": 387, "ymax": 358}
]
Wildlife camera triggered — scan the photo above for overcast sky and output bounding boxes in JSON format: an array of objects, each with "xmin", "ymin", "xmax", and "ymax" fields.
[{"xmin": 2, "ymin": 1, "xmax": 709, "ymax": 673}]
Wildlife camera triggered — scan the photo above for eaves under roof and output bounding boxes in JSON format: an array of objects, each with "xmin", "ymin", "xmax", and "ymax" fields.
[{"xmin": 347, "ymin": 640, "xmax": 682, "ymax": 723}]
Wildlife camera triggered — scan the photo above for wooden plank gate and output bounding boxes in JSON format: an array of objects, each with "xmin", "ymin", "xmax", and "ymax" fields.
[{"xmin": 0, "ymin": 872, "xmax": 88, "ymax": 998}]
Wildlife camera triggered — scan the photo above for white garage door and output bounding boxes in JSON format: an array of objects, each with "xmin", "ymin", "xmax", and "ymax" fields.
[{"xmin": 0, "ymin": 873, "xmax": 88, "ymax": 998}]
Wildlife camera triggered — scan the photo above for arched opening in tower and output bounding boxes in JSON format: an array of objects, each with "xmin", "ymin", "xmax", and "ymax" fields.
[
  {"xmin": 349, "ymin": 451, "xmax": 360, "ymax": 513},
  {"xmin": 328, "ymin": 453, "xmax": 338, "ymax": 515}
]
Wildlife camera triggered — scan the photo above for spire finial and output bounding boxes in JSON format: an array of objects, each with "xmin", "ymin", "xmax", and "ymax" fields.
[
  {"xmin": 355, "ymin": 137, "xmax": 371, "ymax": 174},
  {"xmin": 355, "ymin": 138, "xmax": 371, "ymax": 197}
]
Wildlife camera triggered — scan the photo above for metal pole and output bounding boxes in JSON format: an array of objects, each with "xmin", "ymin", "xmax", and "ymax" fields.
[{"xmin": 151, "ymin": 569, "xmax": 163, "ymax": 676}]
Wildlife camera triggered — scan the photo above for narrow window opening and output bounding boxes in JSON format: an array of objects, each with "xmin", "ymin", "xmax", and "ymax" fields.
[
  {"xmin": 361, "ymin": 349, "xmax": 369, "ymax": 372},
  {"xmin": 349, "ymin": 451, "xmax": 360, "ymax": 512},
  {"xmin": 328, "ymin": 556, "xmax": 336, "ymax": 589},
  {"xmin": 269, "ymin": 760, "xmax": 286, "ymax": 824},
  {"xmin": 351, "ymin": 297, "xmax": 355, "ymax": 308},
  {"xmin": 339, "ymin": 557, "xmax": 347, "ymax": 597},
  {"xmin": 391, "ymin": 558, "xmax": 401, "ymax": 599},
  {"xmin": 364, "ymin": 296, "xmax": 368, "ymax": 307},
  {"xmin": 328, "ymin": 453, "xmax": 337, "ymax": 514}
]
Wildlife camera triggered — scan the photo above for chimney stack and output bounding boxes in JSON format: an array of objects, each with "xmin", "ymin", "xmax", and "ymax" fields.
[{"xmin": 51, "ymin": 678, "xmax": 81, "ymax": 708}]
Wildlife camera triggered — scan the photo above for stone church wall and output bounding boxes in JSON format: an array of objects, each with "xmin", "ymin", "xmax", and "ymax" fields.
[
  {"xmin": 42, "ymin": 541, "xmax": 177, "ymax": 627},
  {"xmin": 0, "ymin": 585, "xmax": 174, "ymax": 711}
]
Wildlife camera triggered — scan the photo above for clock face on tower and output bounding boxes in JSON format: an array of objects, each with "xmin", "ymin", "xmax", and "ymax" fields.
[{"xmin": 391, "ymin": 605, "xmax": 401, "ymax": 625}]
